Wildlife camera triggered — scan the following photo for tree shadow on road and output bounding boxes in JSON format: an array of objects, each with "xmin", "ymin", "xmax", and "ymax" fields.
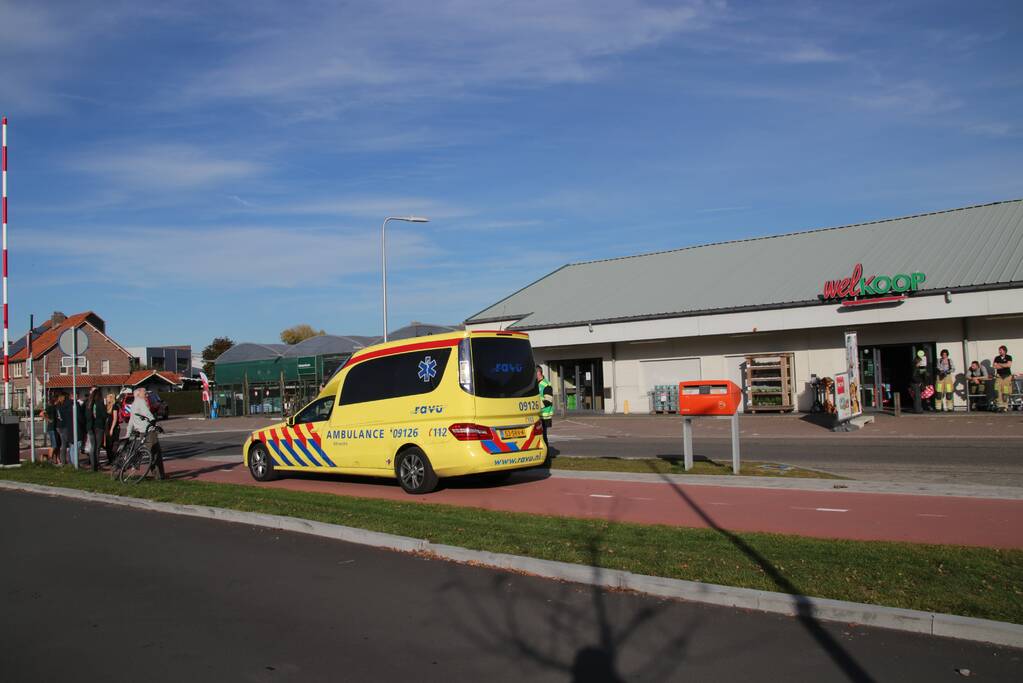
[
  {"xmin": 436, "ymin": 533, "xmax": 697, "ymax": 682},
  {"xmin": 646, "ymin": 462, "xmax": 875, "ymax": 682}
]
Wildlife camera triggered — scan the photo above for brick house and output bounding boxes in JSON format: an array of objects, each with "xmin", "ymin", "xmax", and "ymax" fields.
[{"xmin": 7, "ymin": 311, "xmax": 178, "ymax": 410}]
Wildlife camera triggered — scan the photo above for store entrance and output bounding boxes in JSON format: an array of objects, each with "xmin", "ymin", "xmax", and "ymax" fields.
[
  {"xmin": 554, "ymin": 359, "xmax": 604, "ymax": 412},
  {"xmin": 860, "ymin": 342, "xmax": 935, "ymax": 411}
]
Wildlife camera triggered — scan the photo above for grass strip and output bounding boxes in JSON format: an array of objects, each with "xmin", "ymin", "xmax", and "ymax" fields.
[
  {"xmin": 2, "ymin": 463, "xmax": 1020, "ymax": 624},
  {"xmin": 551, "ymin": 456, "xmax": 841, "ymax": 479}
]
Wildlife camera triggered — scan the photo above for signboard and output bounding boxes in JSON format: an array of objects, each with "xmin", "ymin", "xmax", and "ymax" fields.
[
  {"xmin": 844, "ymin": 332, "xmax": 862, "ymax": 420},
  {"xmin": 834, "ymin": 372, "xmax": 853, "ymax": 422},
  {"xmin": 820, "ymin": 263, "xmax": 926, "ymax": 303},
  {"xmin": 58, "ymin": 328, "xmax": 89, "ymax": 355}
]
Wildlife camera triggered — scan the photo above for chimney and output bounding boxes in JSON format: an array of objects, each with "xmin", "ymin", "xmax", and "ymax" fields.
[{"xmin": 51, "ymin": 311, "xmax": 67, "ymax": 325}]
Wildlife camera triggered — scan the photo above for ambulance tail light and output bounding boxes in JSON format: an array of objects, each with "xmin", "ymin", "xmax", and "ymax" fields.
[
  {"xmin": 449, "ymin": 423, "xmax": 494, "ymax": 441},
  {"xmin": 457, "ymin": 337, "xmax": 474, "ymax": 394}
]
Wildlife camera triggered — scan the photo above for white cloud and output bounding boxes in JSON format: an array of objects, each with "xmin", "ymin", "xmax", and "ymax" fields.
[
  {"xmin": 776, "ymin": 45, "xmax": 845, "ymax": 64},
  {"xmin": 176, "ymin": 0, "xmax": 719, "ymax": 110},
  {"xmin": 261, "ymin": 197, "xmax": 471, "ymax": 220},
  {"xmin": 17, "ymin": 223, "xmax": 441, "ymax": 289},
  {"xmin": 69, "ymin": 144, "xmax": 262, "ymax": 190}
]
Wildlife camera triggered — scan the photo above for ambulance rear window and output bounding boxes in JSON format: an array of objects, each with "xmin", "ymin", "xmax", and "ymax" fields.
[{"xmin": 471, "ymin": 337, "xmax": 537, "ymax": 399}]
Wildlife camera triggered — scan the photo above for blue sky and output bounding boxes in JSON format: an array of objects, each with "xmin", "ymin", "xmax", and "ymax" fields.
[{"xmin": 2, "ymin": 0, "xmax": 1021, "ymax": 351}]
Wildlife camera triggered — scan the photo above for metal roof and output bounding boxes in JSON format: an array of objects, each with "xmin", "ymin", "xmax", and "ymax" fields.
[
  {"xmin": 466, "ymin": 200, "xmax": 1023, "ymax": 329},
  {"xmin": 281, "ymin": 335, "xmax": 367, "ymax": 357},
  {"xmin": 215, "ymin": 342, "xmax": 288, "ymax": 364},
  {"xmin": 214, "ymin": 326, "xmax": 461, "ymax": 364},
  {"xmin": 386, "ymin": 322, "xmax": 463, "ymax": 341}
]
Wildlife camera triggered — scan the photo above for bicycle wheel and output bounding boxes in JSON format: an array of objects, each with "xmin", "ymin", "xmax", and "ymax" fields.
[
  {"xmin": 119, "ymin": 446, "xmax": 153, "ymax": 484},
  {"xmin": 112, "ymin": 441, "xmax": 137, "ymax": 480}
]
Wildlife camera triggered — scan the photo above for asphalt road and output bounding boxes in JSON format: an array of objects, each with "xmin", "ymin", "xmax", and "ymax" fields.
[
  {"xmin": 2, "ymin": 491, "xmax": 1020, "ymax": 682},
  {"xmin": 159, "ymin": 427, "xmax": 1023, "ymax": 487}
]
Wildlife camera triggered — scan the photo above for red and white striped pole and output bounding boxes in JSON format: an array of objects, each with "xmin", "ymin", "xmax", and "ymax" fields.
[{"xmin": 2, "ymin": 116, "xmax": 9, "ymax": 411}]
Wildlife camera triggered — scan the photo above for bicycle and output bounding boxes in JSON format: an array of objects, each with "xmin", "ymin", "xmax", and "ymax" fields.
[{"xmin": 112, "ymin": 414, "xmax": 164, "ymax": 484}]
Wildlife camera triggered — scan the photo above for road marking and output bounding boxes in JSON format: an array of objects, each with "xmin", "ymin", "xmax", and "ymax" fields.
[
  {"xmin": 589, "ymin": 494, "xmax": 614, "ymax": 499},
  {"xmin": 628, "ymin": 497, "xmax": 654, "ymax": 501},
  {"xmin": 917, "ymin": 513, "xmax": 948, "ymax": 518},
  {"xmin": 791, "ymin": 506, "xmax": 849, "ymax": 512}
]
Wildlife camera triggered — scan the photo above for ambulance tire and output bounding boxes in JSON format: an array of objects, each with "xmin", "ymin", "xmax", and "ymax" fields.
[
  {"xmin": 248, "ymin": 443, "xmax": 277, "ymax": 482},
  {"xmin": 396, "ymin": 447, "xmax": 438, "ymax": 494}
]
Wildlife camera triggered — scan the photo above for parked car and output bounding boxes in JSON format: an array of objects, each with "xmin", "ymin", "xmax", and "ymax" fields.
[{"xmin": 147, "ymin": 391, "xmax": 170, "ymax": 420}]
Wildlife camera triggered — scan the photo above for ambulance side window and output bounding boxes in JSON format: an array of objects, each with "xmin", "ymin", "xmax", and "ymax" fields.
[
  {"xmin": 294, "ymin": 396, "xmax": 334, "ymax": 425},
  {"xmin": 340, "ymin": 349, "xmax": 451, "ymax": 406}
]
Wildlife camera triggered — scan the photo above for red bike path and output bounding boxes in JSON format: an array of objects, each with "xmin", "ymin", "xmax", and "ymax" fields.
[{"xmin": 164, "ymin": 458, "xmax": 1023, "ymax": 549}]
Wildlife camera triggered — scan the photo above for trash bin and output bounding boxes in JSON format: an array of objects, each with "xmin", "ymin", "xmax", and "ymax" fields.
[{"xmin": 0, "ymin": 414, "xmax": 20, "ymax": 465}]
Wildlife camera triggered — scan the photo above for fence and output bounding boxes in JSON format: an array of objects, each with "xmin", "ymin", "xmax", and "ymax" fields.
[{"xmin": 162, "ymin": 390, "xmax": 204, "ymax": 416}]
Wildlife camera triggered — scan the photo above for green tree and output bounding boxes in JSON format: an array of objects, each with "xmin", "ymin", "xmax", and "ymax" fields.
[
  {"xmin": 280, "ymin": 324, "xmax": 325, "ymax": 345},
  {"xmin": 202, "ymin": 336, "xmax": 235, "ymax": 379}
]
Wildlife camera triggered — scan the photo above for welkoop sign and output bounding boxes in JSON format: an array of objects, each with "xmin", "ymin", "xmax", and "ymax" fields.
[{"xmin": 820, "ymin": 263, "xmax": 927, "ymax": 302}]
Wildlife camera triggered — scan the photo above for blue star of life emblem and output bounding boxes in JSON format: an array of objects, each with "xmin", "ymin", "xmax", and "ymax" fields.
[{"xmin": 418, "ymin": 356, "xmax": 438, "ymax": 383}]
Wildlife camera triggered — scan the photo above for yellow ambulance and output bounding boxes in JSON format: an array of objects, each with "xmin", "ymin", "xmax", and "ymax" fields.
[{"xmin": 242, "ymin": 330, "xmax": 547, "ymax": 493}]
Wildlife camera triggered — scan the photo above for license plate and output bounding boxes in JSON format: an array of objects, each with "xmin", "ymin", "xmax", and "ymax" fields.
[{"xmin": 501, "ymin": 428, "xmax": 527, "ymax": 439}]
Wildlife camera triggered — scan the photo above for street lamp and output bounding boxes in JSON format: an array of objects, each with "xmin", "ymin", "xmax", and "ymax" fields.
[{"xmin": 382, "ymin": 215, "xmax": 429, "ymax": 342}]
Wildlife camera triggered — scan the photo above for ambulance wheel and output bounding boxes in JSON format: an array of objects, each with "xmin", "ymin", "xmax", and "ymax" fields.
[
  {"xmin": 249, "ymin": 443, "xmax": 277, "ymax": 482},
  {"xmin": 396, "ymin": 447, "xmax": 437, "ymax": 494}
]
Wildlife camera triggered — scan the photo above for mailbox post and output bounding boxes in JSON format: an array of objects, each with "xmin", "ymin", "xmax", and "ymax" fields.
[{"xmin": 679, "ymin": 380, "xmax": 742, "ymax": 475}]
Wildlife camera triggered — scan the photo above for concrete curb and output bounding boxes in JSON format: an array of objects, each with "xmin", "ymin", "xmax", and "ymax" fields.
[{"xmin": 2, "ymin": 480, "xmax": 1021, "ymax": 649}]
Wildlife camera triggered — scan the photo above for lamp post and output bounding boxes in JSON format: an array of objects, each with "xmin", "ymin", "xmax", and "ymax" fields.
[{"xmin": 381, "ymin": 215, "xmax": 429, "ymax": 342}]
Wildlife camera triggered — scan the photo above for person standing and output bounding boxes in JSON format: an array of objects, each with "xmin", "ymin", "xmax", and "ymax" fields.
[
  {"xmin": 55, "ymin": 392, "xmax": 74, "ymax": 466},
  {"xmin": 127, "ymin": 387, "xmax": 165, "ymax": 480},
  {"xmin": 935, "ymin": 349, "xmax": 955, "ymax": 412},
  {"xmin": 911, "ymin": 349, "xmax": 928, "ymax": 414},
  {"xmin": 993, "ymin": 345, "xmax": 1014, "ymax": 412},
  {"xmin": 536, "ymin": 365, "xmax": 554, "ymax": 447},
  {"xmin": 108, "ymin": 389, "xmax": 133, "ymax": 463},
  {"xmin": 40, "ymin": 394, "xmax": 61, "ymax": 463},
  {"xmin": 103, "ymin": 393, "xmax": 117, "ymax": 462},
  {"xmin": 966, "ymin": 361, "xmax": 989, "ymax": 410},
  {"xmin": 85, "ymin": 388, "xmax": 108, "ymax": 471}
]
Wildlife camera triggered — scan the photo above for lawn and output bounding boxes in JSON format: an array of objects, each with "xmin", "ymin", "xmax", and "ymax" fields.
[{"xmin": 2, "ymin": 463, "xmax": 1020, "ymax": 624}]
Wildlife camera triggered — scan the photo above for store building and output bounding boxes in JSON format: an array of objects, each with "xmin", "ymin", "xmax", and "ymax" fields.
[{"xmin": 465, "ymin": 200, "xmax": 1023, "ymax": 414}]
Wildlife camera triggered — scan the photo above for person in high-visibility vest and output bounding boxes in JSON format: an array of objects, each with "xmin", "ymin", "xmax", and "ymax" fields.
[{"xmin": 536, "ymin": 365, "xmax": 554, "ymax": 447}]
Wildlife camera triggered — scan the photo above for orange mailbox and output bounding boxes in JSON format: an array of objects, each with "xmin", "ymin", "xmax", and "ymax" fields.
[{"xmin": 678, "ymin": 380, "xmax": 742, "ymax": 416}]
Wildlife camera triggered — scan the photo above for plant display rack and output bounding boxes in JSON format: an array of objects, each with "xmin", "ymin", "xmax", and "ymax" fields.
[{"xmin": 745, "ymin": 352, "xmax": 795, "ymax": 413}]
